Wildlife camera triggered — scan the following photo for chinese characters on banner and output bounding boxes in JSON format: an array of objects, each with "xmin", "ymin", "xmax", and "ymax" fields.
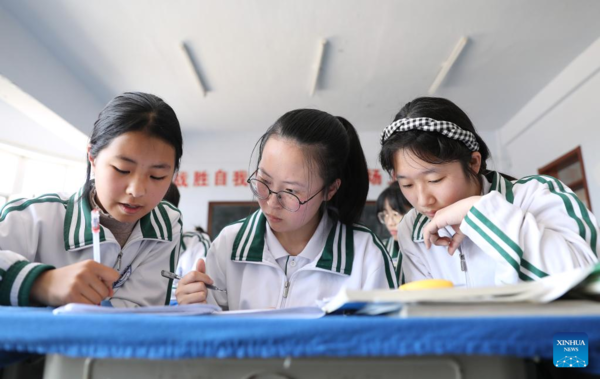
[{"xmin": 175, "ymin": 169, "xmax": 387, "ymax": 188}]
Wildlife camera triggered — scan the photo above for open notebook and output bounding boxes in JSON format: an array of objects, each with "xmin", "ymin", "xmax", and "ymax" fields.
[{"xmin": 322, "ymin": 262, "xmax": 600, "ymax": 315}]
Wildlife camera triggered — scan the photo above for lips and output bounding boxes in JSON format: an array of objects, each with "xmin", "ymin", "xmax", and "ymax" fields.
[
  {"xmin": 119, "ymin": 203, "xmax": 143, "ymax": 214},
  {"xmin": 265, "ymin": 213, "xmax": 283, "ymax": 223},
  {"xmin": 423, "ymin": 211, "xmax": 437, "ymax": 218}
]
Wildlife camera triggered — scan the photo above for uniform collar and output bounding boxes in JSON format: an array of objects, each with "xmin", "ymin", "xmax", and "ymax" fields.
[
  {"xmin": 230, "ymin": 210, "xmax": 355, "ymax": 275},
  {"xmin": 410, "ymin": 171, "xmax": 514, "ymax": 242},
  {"xmin": 63, "ymin": 188, "xmax": 174, "ymax": 251}
]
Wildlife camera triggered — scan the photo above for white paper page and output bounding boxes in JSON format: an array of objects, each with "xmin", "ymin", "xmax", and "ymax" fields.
[
  {"xmin": 214, "ymin": 306, "xmax": 325, "ymax": 319},
  {"xmin": 53, "ymin": 303, "xmax": 221, "ymax": 316}
]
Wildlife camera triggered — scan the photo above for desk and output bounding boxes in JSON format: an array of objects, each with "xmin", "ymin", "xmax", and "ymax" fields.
[{"xmin": 0, "ymin": 306, "xmax": 599, "ymax": 378}]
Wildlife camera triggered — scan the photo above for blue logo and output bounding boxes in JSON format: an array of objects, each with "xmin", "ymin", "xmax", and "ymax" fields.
[{"xmin": 553, "ymin": 333, "xmax": 588, "ymax": 368}]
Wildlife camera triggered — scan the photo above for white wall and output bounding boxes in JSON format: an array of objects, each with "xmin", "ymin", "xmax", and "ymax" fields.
[{"xmin": 497, "ymin": 36, "xmax": 600, "ymax": 210}]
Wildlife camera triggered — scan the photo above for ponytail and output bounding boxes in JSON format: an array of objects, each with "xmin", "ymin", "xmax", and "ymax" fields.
[{"xmin": 333, "ymin": 117, "xmax": 369, "ymax": 224}]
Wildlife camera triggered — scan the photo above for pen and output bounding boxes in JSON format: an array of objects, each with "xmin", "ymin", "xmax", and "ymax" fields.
[
  {"xmin": 91, "ymin": 208, "xmax": 101, "ymax": 263},
  {"xmin": 161, "ymin": 270, "xmax": 227, "ymax": 292}
]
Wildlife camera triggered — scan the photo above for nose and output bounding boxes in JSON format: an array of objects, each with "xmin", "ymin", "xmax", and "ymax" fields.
[
  {"xmin": 127, "ymin": 175, "xmax": 147, "ymax": 198},
  {"xmin": 416, "ymin": 185, "xmax": 435, "ymax": 208},
  {"xmin": 265, "ymin": 192, "xmax": 281, "ymax": 209},
  {"xmin": 386, "ymin": 217, "xmax": 397, "ymax": 229}
]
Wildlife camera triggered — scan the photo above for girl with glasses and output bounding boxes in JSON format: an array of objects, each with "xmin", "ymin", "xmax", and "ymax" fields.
[
  {"xmin": 376, "ymin": 182, "xmax": 411, "ymax": 273},
  {"xmin": 379, "ymin": 97, "xmax": 598, "ymax": 288},
  {"xmin": 176, "ymin": 109, "xmax": 397, "ymax": 309}
]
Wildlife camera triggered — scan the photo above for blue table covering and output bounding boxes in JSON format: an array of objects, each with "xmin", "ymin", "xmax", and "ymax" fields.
[{"xmin": 0, "ymin": 306, "xmax": 599, "ymax": 374}]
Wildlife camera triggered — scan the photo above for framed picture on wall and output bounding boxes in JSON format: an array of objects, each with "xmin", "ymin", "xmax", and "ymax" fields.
[
  {"xmin": 207, "ymin": 201, "xmax": 387, "ymax": 241},
  {"xmin": 538, "ymin": 146, "xmax": 592, "ymax": 210}
]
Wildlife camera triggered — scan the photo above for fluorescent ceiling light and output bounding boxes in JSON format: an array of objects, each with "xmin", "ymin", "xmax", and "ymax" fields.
[
  {"xmin": 428, "ymin": 36, "xmax": 469, "ymax": 95},
  {"xmin": 0, "ymin": 74, "xmax": 88, "ymax": 153},
  {"xmin": 181, "ymin": 42, "xmax": 207, "ymax": 97},
  {"xmin": 310, "ymin": 39, "xmax": 328, "ymax": 96}
]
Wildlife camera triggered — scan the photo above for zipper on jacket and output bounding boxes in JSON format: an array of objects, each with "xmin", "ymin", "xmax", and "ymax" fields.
[
  {"xmin": 283, "ymin": 280, "xmax": 290, "ymax": 298},
  {"xmin": 459, "ymin": 252, "xmax": 467, "ymax": 272},
  {"xmin": 113, "ymin": 251, "xmax": 123, "ymax": 271},
  {"xmin": 458, "ymin": 249, "xmax": 472, "ymax": 288}
]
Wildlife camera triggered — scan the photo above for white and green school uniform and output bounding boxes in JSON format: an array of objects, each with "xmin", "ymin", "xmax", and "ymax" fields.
[
  {"xmin": 398, "ymin": 171, "xmax": 599, "ymax": 287},
  {"xmin": 0, "ymin": 190, "xmax": 182, "ymax": 307},
  {"xmin": 170, "ymin": 231, "xmax": 211, "ymax": 304},
  {"xmin": 383, "ymin": 238, "xmax": 401, "ymax": 268},
  {"xmin": 383, "ymin": 237, "xmax": 404, "ymax": 284},
  {"xmin": 206, "ymin": 210, "xmax": 397, "ymax": 310}
]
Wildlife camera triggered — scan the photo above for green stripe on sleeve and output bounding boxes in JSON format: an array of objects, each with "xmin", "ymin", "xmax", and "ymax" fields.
[
  {"xmin": 470, "ymin": 207, "xmax": 548, "ymax": 278},
  {"xmin": 0, "ymin": 261, "xmax": 30, "ymax": 305},
  {"xmin": 18, "ymin": 264, "xmax": 55, "ymax": 306},
  {"xmin": 464, "ymin": 214, "xmax": 533, "ymax": 282},
  {"xmin": 517, "ymin": 175, "xmax": 596, "ymax": 256}
]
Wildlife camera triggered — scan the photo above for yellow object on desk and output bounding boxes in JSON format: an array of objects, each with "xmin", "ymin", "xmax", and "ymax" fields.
[{"xmin": 399, "ymin": 279, "xmax": 454, "ymax": 291}]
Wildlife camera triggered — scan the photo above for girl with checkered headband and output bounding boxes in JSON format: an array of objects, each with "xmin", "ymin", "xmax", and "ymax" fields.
[
  {"xmin": 0, "ymin": 92, "xmax": 184, "ymax": 307},
  {"xmin": 379, "ymin": 97, "xmax": 598, "ymax": 288},
  {"xmin": 177, "ymin": 109, "xmax": 397, "ymax": 310}
]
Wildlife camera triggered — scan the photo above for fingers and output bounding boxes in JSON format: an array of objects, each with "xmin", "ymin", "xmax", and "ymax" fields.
[
  {"xmin": 196, "ymin": 258, "xmax": 206, "ymax": 273},
  {"xmin": 88, "ymin": 261, "xmax": 120, "ymax": 283},
  {"xmin": 87, "ymin": 275, "xmax": 113, "ymax": 301},
  {"xmin": 176, "ymin": 282, "xmax": 208, "ymax": 305},
  {"xmin": 179, "ymin": 270, "xmax": 214, "ymax": 286},
  {"xmin": 76, "ymin": 282, "xmax": 106, "ymax": 305},
  {"xmin": 447, "ymin": 232, "xmax": 466, "ymax": 256}
]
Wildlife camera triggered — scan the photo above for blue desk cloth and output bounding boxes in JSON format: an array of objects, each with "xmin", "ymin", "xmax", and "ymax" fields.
[{"xmin": 1, "ymin": 306, "xmax": 599, "ymax": 374}]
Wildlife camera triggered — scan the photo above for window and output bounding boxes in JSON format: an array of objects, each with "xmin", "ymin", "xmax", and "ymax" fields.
[
  {"xmin": 538, "ymin": 146, "xmax": 591, "ymax": 210},
  {"xmin": 0, "ymin": 145, "xmax": 85, "ymax": 201}
]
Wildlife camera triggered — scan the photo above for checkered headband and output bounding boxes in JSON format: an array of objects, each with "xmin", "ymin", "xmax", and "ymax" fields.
[{"xmin": 380, "ymin": 117, "xmax": 480, "ymax": 152}]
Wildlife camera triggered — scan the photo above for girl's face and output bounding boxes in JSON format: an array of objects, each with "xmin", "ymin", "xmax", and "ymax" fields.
[
  {"xmin": 393, "ymin": 148, "xmax": 481, "ymax": 219},
  {"xmin": 89, "ymin": 131, "xmax": 176, "ymax": 223},
  {"xmin": 382, "ymin": 199, "xmax": 403, "ymax": 241},
  {"xmin": 255, "ymin": 136, "xmax": 338, "ymax": 235}
]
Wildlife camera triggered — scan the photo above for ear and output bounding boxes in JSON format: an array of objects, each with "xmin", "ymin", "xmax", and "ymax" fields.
[
  {"xmin": 469, "ymin": 152, "xmax": 482, "ymax": 174},
  {"xmin": 325, "ymin": 179, "xmax": 341, "ymax": 201},
  {"xmin": 87, "ymin": 145, "xmax": 97, "ymax": 178}
]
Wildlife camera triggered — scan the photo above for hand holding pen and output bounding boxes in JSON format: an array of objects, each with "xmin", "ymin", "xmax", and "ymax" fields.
[{"xmin": 170, "ymin": 259, "xmax": 226, "ymax": 305}]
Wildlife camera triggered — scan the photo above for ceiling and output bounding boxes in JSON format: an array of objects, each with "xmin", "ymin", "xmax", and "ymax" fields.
[{"xmin": 2, "ymin": 0, "xmax": 600, "ymax": 133}]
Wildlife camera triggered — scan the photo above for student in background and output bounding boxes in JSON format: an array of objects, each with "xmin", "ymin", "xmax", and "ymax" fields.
[
  {"xmin": 379, "ymin": 97, "xmax": 598, "ymax": 287},
  {"xmin": 162, "ymin": 183, "xmax": 211, "ymax": 304},
  {"xmin": 177, "ymin": 109, "xmax": 397, "ymax": 310},
  {"xmin": 0, "ymin": 92, "xmax": 183, "ymax": 307},
  {"xmin": 376, "ymin": 182, "xmax": 411, "ymax": 271}
]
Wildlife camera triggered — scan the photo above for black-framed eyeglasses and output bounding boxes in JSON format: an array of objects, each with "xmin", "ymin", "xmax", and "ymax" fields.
[
  {"xmin": 377, "ymin": 211, "xmax": 403, "ymax": 224},
  {"xmin": 247, "ymin": 171, "xmax": 324, "ymax": 212}
]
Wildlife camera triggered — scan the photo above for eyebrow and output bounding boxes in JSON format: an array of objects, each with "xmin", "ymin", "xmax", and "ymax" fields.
[
  {"xmin": 258, "ymin": 168, "xmax": 305, "ymax": 187},
  {"xmin": 116, "ymin": 155, "xmax": 172, "ymax": 170},
  {"xmin": 396, "ymin": 168, "xmax": 439, "ymax": 180}
]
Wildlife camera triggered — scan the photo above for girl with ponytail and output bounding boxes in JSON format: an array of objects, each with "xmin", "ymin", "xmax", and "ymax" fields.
[{"xmin": 177, "ymin": 109, "xmax": 397, "ymax": 310}]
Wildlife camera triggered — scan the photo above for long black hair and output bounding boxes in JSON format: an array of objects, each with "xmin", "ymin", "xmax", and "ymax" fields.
[
  {"xmin": 253, "ymin": 109, "xmax": 369, "ymax": 225},
  {"xmin": 379, "ymin": 97, "xmax": 490, "ymax": 186},
  {"xmin": 84, "ymin": 92, "xmax": 183, "ymax": 199}
]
